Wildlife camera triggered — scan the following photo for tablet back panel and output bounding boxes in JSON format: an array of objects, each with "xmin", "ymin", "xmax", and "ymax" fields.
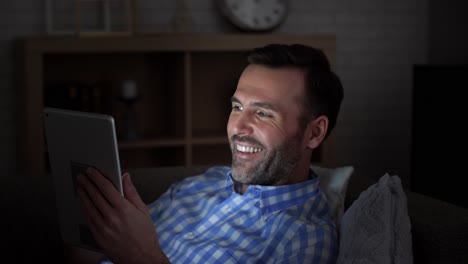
[{"xmin": 43, "ymin": 107, "xmax": 122, "ymax": 250}]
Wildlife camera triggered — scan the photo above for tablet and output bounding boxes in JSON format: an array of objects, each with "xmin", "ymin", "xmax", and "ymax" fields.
[{"xmin": 43, "ymin": 107, "xmax": 123, "ymax": 251}]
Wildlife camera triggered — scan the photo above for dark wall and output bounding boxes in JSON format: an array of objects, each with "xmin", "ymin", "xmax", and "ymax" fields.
[
  {"xmin": 428, "ymin": 0, "xmax": 468, "ymax": 64},
  {"xmin": 412, "ymin": 65, "xmax": 468, "ymax": 208},
  {"xmin": 411, "ymin": 0, "xmax": 468, "ymax": 208}
]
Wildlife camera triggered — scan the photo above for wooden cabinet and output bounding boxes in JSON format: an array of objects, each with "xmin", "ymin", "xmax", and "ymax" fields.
[{"xmin": 16, "ymin": 34, "xmax": 336, "ymax": 178}]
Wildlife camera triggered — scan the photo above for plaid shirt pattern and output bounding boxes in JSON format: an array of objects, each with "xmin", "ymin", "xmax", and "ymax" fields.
[{"xmin": 148, "ymin": 166, "xmax": 338, "ymax": 263}]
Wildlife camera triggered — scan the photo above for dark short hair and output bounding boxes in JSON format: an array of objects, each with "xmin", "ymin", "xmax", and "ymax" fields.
[{"xmin": 245, "ymin": 44, "xmax": 343, "ymax": 138}]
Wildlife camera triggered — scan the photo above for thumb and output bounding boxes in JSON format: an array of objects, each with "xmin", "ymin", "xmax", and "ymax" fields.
[{"xmin": 122, "ymin": 172, "xmax": 147, "ymax": 211}]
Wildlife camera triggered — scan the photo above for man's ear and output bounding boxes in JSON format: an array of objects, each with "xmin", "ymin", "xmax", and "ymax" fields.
[{"xmin": 305, "ymin": 115, "xmax": 329, "ymax": 149}]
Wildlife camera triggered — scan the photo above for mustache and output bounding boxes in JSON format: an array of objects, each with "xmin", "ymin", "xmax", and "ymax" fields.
[{"xmin": 230, "ymin": 135, "xmax": 265, "ymax": 149}]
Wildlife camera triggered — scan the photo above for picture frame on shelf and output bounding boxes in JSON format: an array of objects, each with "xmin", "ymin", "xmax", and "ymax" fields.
[{"xmin": 45, "ymin": 0, "xmax": 136, "ymax": 36}]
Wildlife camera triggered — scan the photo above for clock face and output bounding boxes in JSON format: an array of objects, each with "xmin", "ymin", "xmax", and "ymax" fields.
[{"xmin": 219, "ymin": 0, "xmax": 289, "ymax": 31}]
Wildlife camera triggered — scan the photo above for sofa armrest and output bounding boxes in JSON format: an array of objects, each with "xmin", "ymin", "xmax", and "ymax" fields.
[{"xmin": 405, "ymin": 190, "xmax": 468, "ymax": 264}]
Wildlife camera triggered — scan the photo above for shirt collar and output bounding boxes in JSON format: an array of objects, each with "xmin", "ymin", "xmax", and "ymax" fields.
[{"xmin": 225, "ymin": 170, "xmax": 321, "ymax": 218}]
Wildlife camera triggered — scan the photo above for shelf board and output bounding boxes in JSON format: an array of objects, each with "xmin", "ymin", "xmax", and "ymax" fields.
[
  {"xmin": 18, "ymin": 33, "xmax": 336, "ymax": 54},
  {"xmin": 118, "ymin": 138, "xmax": 186, "ymax": 149}
]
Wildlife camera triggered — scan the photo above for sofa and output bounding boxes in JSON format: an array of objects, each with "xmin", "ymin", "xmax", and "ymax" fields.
[{"xmin": 11, "ymin": 165, "xmax": 463, "ymax": 263}]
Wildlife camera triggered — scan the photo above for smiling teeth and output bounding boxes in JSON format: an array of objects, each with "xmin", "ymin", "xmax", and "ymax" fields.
[{"xmin": 236, "ymin": 145, "xmax": 262, "ymax": 153}]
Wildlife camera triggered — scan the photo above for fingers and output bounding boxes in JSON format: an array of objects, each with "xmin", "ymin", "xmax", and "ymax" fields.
[
  {"xmin": 77, "ymin": 174, "xmax": 100, "ymax": 221},
  {"xmin": 77, "ymin": 170, "xmax": 115, "ymax": 219},
  {"xmin": 85, "ymin": 167, "xmax": 123, "ymax": 208},
  {"xmin": 122, "ymin": 173, "xmax": 148, "ymax": 212},
  {"xmin": 77, "ymin": 168, "xmax": 122, "ymax": 247},
  {"xmin": 76, "ymin": 173, "xmax": 108, "ymax": 246}
]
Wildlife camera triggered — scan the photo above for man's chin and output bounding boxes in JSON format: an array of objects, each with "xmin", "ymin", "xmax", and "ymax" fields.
[{"xmin": 231, "ymin": 167, "xmax": 252, "ymax": 184}]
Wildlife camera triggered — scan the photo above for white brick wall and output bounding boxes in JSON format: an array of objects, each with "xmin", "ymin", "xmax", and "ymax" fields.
[{"xmin": 0, "ymin": 0, "xmax": 429, "ymax": 193}]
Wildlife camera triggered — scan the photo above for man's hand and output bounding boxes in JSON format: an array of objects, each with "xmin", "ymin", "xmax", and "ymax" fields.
[{"xmin": 77, "ymin": 167, "xmax": 169, "ymax": 264}]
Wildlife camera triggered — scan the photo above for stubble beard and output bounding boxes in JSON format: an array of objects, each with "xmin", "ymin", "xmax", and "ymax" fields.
[{"xmin": 230, "ymin": 133, "xmax": 303, "ymax": 186}]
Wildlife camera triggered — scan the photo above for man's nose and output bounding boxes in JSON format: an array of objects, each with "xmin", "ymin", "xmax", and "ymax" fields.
[{"xmin": 230, "ymin": 112, "xmax": 254, "ymax": 136}]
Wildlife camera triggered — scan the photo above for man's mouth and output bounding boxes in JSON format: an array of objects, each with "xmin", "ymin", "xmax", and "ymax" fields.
[{"xmin": 236, "ymin": 144, "xmax": 263, "ymax": 153}]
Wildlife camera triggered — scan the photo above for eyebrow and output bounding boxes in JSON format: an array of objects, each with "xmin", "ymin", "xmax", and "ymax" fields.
[{"xmin": 231, "ymin": 96, "xmax": 277, "ymax": 111}]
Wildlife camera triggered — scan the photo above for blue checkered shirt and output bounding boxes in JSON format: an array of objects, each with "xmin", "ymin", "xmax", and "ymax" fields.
[{"xmin": 148, "ymin": 166, "xmax": 338, "ymax": 263}]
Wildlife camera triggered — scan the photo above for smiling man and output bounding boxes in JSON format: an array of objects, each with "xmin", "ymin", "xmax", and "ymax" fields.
[
  {"xmin": 77, "ymin": 44, "xmax": 344, "ymax": 264},
  {"xmin": 229, "ymin": 63, "xmax": 328, "ymax": 193}
]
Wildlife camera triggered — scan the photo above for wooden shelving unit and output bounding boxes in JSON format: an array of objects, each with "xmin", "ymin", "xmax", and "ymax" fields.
[{"xmin": 16, "ymin": 33, "xmax": 336, "ymax": 179}]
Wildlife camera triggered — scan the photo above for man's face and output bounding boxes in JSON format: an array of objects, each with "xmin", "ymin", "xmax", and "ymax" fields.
[{"xmin": 227, "ymin": 64, "xmax": 309, "ymax": 185}]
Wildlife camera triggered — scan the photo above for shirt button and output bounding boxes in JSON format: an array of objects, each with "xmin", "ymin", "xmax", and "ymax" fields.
[{"xmin": 185, "ymin": 232, "xmax": 194, "ymax": 239}]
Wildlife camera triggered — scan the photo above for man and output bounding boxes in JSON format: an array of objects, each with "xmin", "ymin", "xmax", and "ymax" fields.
[{"xmin": 77, "ymin": 43, "xmax": 344, "ymax": 263}]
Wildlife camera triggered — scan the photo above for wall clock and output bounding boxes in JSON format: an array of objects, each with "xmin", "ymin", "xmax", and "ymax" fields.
[{"xmin": 217, "ymin": 0, "xmax": 290, "ymax": 32}]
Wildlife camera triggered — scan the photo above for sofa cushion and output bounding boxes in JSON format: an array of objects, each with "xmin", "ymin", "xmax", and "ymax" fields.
[
  {"xmin": 337, "ymin": 173, "xmax": 413, "ymax": 264},
  {"xmin": 311, "ymin": 164, "xmax": 354, "ymax": 228}
]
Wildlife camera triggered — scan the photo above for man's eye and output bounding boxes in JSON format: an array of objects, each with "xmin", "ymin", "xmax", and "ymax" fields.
[
  {"xmin": 232, "ymin": 105, "xmax": 243, "ymax": 111},
  {"xmin": 257, "ymin": 111, "xmax": 272, "ymax": 118}
]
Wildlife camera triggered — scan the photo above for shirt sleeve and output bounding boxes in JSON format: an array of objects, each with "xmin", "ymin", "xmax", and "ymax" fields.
[{"xmin": 147, "ymin": 179, "xmax": 186, "ymax": 220}]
